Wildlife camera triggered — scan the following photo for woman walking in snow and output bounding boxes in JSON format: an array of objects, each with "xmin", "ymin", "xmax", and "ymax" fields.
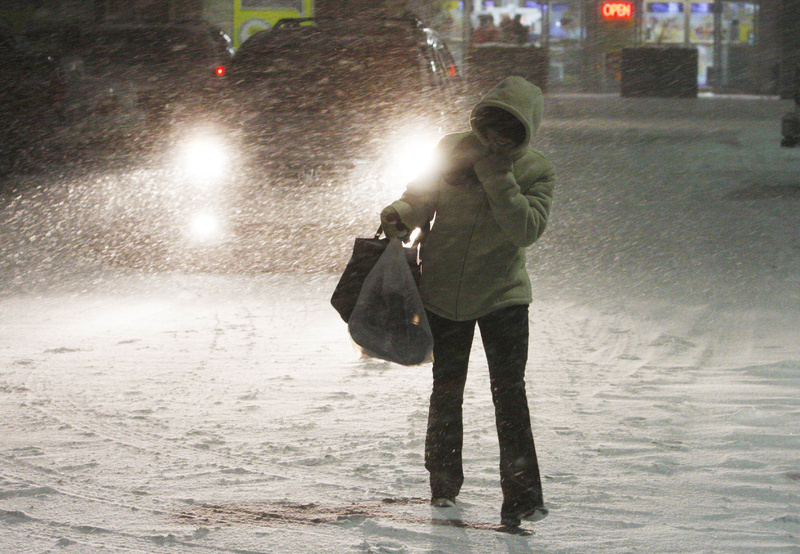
[{"xmin": 380, "ymin": 76, "xmax": 556, "ymax": 528}]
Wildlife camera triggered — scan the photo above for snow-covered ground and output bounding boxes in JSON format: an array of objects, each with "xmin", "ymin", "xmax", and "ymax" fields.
[{"xmin": 2, "ymin": 94, "xmax": 800, "ymax": 553}]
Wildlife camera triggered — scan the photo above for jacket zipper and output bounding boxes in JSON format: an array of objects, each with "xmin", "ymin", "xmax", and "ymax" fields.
[{"xmin": 453, "ymin": 190, "xmax": 487, "ymax": 319}]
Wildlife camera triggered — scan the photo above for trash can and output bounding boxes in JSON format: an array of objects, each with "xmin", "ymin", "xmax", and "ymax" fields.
[{"xmin": 620, "ymin": 47, "xmax": 698, "ymax": 98}]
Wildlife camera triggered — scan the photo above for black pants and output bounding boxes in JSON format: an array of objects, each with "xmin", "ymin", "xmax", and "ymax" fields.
[{"xmin": 425, "ymin": 305, "xmax": 544, "ymax": 518}]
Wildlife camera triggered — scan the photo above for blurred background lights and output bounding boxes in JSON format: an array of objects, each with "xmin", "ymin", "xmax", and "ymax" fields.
[
  {"xmin": 388, "ymin": 134, "xmax": 441, "ymax": 189},
  {"xmin": 178, "ymin": 134, "xmax": 230, "ymax": 184},
  {"xmin": 189, "ymin": 211, "xmax": 221, "ymax": 242}
]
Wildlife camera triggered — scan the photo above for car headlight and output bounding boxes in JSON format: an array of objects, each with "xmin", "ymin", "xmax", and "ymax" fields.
[
  {"xmin": 386, "ymin": 134, "xmax": 441, "ymax": 188},
  {"xmin": 188, "ymin": 211, "xmax": 222, "ymax": 242},
  {"xmin": 176, "ymin": 134, "xmax": 230, "ymax": 185}
]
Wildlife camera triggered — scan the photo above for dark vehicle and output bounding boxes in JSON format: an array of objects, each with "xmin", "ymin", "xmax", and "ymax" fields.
[
  {"xmin": 1, "ymin": 19, "xmax": 65, "ymax": 172},
  {"xmin": 22, "ymin": 20, "xmax": 234, "ymax": 144},
  {"xmin": 1, "ymin": 20, "xmax": 239, "ymax": 265},
  {"xmin": 227, "ymin": 16, "xmax": 465, "ymax": 186}
]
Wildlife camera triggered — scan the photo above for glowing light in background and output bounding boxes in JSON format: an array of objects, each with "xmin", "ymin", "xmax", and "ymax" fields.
[
  {"xmin": 189, "ymin": 211, "xmax": 221, "ymax": 242},
  {"xmin": 387, "ymin": 134, "xmax": 441, "ymax": 188},
  {"xmin": 177, "ymin": 134, "xmax": 230, "ymax": 185}
]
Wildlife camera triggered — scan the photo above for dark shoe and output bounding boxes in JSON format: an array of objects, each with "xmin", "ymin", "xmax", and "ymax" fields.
[
  {"xmin": 500, "ymin": 505, "xmax": 548, "ymax": 527},
  {"xmin": 430, "ymin": 497, "xmax": 456, "ymax": 508}
]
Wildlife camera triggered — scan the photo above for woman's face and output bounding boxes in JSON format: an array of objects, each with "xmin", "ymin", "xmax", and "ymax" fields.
[
  {"xmin": 484, "ymin": 126, "xmax": 519, "ymax": 153},
  {"xmin": 474, "ymin": 107, "xmax": 525, "ymax": 153}
]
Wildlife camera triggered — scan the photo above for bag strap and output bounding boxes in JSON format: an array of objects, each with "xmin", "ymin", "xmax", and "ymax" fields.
[{"xmin": 374, "ymin": 226, "xmax": 384, "ymax": 239}]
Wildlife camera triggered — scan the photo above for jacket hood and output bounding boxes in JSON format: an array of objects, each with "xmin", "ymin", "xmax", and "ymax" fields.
[{"xmin": 470, "ymin": 76, "xmax": 543, "ymax": 156}]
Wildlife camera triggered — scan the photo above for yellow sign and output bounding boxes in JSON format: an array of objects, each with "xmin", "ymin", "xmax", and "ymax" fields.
[{"xmin": 233, "ymin": 0, "xmax": 314, "ymax": 47}]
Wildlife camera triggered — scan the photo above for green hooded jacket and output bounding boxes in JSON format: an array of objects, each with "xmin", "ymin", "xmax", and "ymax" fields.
[{"xmin": 386, "ymin": 77, "xmax": 556, "ymax": 321}]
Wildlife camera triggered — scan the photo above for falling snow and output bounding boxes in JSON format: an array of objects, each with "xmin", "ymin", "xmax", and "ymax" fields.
[{"xmin": 2, "ymin": 93, "xmax": 800, "ymax": 553}]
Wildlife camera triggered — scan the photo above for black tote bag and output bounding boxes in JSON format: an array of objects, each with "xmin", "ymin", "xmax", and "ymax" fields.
[{"xmin": 331, "ymin": 227, "xmax": 420, "ymax": 323}]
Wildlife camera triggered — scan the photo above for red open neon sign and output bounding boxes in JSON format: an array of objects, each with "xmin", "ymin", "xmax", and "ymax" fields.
[{"xmin": 601, "ymin": 1, "xmax": 633, "ymax": 19}]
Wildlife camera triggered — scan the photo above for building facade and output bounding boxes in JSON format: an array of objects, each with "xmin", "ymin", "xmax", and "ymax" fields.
[
  {"xmin": 2, "ymin": 0, "xmax": 798, "ymax": 96},
  {"xmin": 463, "ymin": 0, "xmax": 787, "ymax": 94}
]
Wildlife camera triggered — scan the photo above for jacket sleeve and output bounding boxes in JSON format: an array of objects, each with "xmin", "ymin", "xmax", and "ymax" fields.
[{"xmin": 474, "ymin": 150, "xmax": 556, "ymax": 247}]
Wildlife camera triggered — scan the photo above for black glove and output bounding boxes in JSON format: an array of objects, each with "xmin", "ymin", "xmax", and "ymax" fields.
[{"xmin": 380, "ymin": 206, "xmax": 409, "ymax": 240}]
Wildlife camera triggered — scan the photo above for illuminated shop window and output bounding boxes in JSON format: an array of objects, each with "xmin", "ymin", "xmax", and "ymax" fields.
[
  {"xmin": 722, "ymin": 1, "xmax": 756, "ymax": 44},
  {"xmin": 550, "ymin": 1, "xmax": 582, "ymax": 40},
  {"xmin": 643, "ymin": 0, "xmax": 756, "ymax": 46},
  {"xmin": 639, "ymin": 0, "xmax": 758, "ymax": 88},
  {"xmin": 644, "ymin": 1, "xmax": 685, "ymax": 43},
  {"xmin": 689, "ymin": 2, "xmax": 714, "ymax": 43},
  {"xmin": 472, "ymin": 0, "xmax": 546, "ymax": 45}
]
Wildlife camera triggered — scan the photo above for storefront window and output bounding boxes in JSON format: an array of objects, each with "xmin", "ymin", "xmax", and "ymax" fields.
[
  {"xmin": 717, "ymin": 1, "xmax": 757, "ymax": 88},
  {"xmin": 722, "ymin": 1, "xmax": 755, "ymax": 44},
  {"xmin": 688, "ymin": 2, "xmax": 714, "ymax": 42},
  {"xmin": 638, "ymin": 0, "xmax": 759, "ymax": 90},
  {"xmin": 520, "ymin": 1, "xmax": 546, "ymax": 43},
  {"xmin": 549, "ymin": 2, "xmax": 582, "ymax": 40},
  {"xmin": 643, "ymin": 0, "xmax": 756, "ymax": 46},
  {"xmin": 470, "ymin": 0, "xmax": 545, "ymax": 46},
  {"xmin": 465, "ymin": 0, "xmax": 759, "ymax": 92},
  {"xmin": 545, "ymin": 0, "xmax": 582, "ymax": 86},
  {"xmin": 644, "ymin": 1, "xmax": 685, "ymax": 43},
  {"xmin": 688, "ymin": 2, "xmax": 714, "ymax": 85}
]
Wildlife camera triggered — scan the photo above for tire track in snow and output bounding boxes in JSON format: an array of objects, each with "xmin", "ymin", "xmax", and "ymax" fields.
[
  {"xmin": 2, "ymin": 368, "xmax": 338, "ymax": 503},
  {"xmin": 535, "ymin": 302, "xmax": 800, "ymax": 547},
  {"xmin": 0, "ymin": 503, "xmax": 303, "ymax": 553},
  {"xmin": 1, "ymin": 442, "xmax": 352, "ymax": 552},
  {"xmin": 526, "ymin": 302, "xmax": 720, "ymax": 533},
  {"xmin": 0, "ymin": 301, "xmax": 421, "ymax": 534}
]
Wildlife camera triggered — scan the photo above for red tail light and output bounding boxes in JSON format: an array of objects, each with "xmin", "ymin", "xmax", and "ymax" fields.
[{"xmin": 214, "ymin": 65, "xmax": 226, "ymax": 77}]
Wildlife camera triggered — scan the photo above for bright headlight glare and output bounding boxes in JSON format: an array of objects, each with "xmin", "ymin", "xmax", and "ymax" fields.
[
  {"xmin": 189, "ymin": 212, "xmax": 221, "ymax": 242},
  {"xmin": 390, "ymin": 135, "xmax": 440, "ymax": 185},
  {"xmin": 178, "ymin": 136, "xmax": 230, "ymax": 184}
]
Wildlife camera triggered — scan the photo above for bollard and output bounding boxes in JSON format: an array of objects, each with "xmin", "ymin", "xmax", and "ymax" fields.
[{"xmin": 780, "ymin": 65, "xmax": 800, "ymax": 148}]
